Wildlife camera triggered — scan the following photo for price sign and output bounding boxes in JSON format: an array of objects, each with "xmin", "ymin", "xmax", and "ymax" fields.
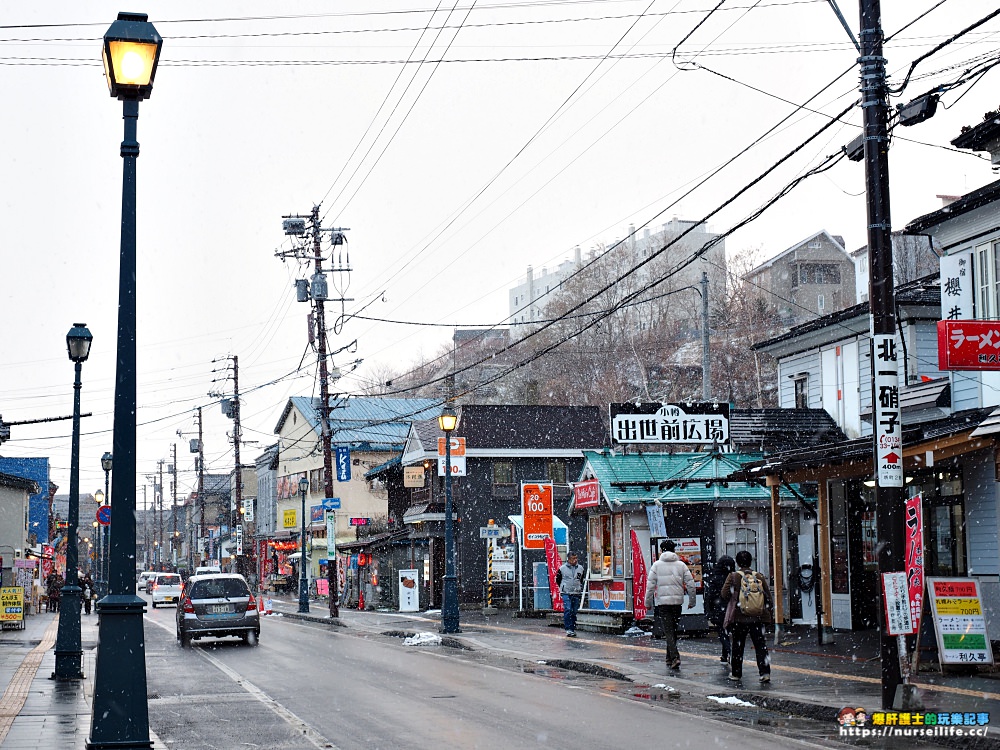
[{"xmin": 521, "ymin": 482, "xmax": 553, "ymax": 550}]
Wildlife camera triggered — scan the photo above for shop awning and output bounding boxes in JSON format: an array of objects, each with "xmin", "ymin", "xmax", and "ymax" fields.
[{"xmin": 507, "ymin": 515, "xmax": 568, "ymax": 547}]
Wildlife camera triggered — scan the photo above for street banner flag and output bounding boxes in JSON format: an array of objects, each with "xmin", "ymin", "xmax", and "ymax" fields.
[
  {"xmin": 543, "ymin": 537, "xmax": 563, "ymax": 613},
  {"xmin": 631, "ymin": 529, "xmax": 647, "ymax": 621}
]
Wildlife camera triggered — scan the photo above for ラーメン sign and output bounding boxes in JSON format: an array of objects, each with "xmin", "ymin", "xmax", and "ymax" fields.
[
  {"xmin": 609, "ymin": 402, "xmax": 729, "ymax": 445},
  {"xmin": 521, "ymin": 482, "xmax": 553, "ymax": 550}
]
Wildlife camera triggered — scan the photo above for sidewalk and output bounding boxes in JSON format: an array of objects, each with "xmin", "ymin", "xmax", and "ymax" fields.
[
  {"xmin": 268, "ymin": 596, "xmax": 1000, "ymax": 737},
  {"xmin": 0, "ymin": 610, "xmax": 167, "ymax": 750}
]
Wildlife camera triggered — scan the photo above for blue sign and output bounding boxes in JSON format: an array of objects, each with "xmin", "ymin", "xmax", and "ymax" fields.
[
  {"xmin": 336, "ymin": 446, "xmax": 351, "ymax": 482},
  {"xmin": 96, "ymin": 505, "xmax": 112, "ymax": 526},
  {"xmin": 321, "ymin": 497, "xmax": 341, "ymax": 510}
]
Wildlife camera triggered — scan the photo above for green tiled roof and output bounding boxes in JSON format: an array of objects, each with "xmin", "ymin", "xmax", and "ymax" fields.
[{"xmin": 581, "ymin": 450, "xmax": 797, "ymax": 506}]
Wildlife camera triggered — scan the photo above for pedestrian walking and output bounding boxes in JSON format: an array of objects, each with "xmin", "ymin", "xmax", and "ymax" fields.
[
  {"xmin": 721, "ymin": 550, "xmax": 773, "ymax": 683},
  {"xmin": 704, "ymin": 555, "xmax": 736, "ymax": 664},
  {"xmin": 644, "ymin": 539, "xmax": 696, "ymax": 670},
  {"xmin": 80, "ymin": 572, "xmax": 94, "ymax": 615},
  {"xmin": 556, "ymin": 552, "xmax": 587, "ymax": 637}
]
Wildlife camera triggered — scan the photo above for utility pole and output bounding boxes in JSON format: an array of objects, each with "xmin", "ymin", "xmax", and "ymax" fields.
[
  {"xmin": 197, "ymin": 406, "xmax": 205, "ymax": 565},
  {"xmin": 171, "ymin": 443, "xmax": 178, "ymax": 570},
  {"xmin": 232, "ymin": 355, "xmax": 246, "ymax": 579},
  {"xmin": 859, "ymin": 0, "xmax": 906, "ymax": 710},
  {"xmin": 701, "ymin": 271, "xmax": 710, "ymax": 401},
  {"xmin": 279, "ymin": 206, "xmax": 349, "ymax": 618},
  {"xmin": 157, "ymin": 461, "xmax": 164, "ymax": 570},
  {"xmin": 142, "ymin": 484, "xmax": 149, "ymax": 569}
]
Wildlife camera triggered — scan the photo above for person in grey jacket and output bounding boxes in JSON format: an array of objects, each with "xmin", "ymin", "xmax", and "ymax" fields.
[
  {"xmin": 556, "ymin": 552, "xmax": 586, "ymax": 637},
  {"xmin": 644, "ymin": 539, "xmax": 696, "ymax": 670}
]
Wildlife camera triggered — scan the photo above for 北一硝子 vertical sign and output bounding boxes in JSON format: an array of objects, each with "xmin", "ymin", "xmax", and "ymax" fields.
[{"xmin": 872, "ymin": 335, "xmax": 902, "ymax": 487}]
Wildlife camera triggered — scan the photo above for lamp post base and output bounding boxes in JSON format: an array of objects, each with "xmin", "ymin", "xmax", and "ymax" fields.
[
  {"xmin": 88, "ymin": 595, "xmax": 151, "ymax": 749},
  {"xmin": 52, "ymin": 585, "xmax": 84, "ymax": 680},
  {"xmin": 441, "ymin": 574, "xmax": 461, "ymax": 634}
]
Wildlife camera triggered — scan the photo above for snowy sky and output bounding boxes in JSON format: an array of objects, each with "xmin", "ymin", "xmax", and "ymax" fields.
[{"xmin": 1, "ymin": 0, "xmax": 998, "ymax": 505}]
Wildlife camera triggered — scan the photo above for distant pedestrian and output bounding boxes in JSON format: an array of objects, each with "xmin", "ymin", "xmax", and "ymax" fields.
[
  {"xmin": 704, "ymin": 555, "xmax": 736, "ymax": 664},
  {"xmin": 644, "ymin": 540, "xmax": 696, "ymax": 670},
  {"xmin": 556, "ymin": 552, "xmax": 587, "ymax": 637},
  {"xmin": 722, "ymin": 550, "xmax": 773, "ymax": 683},
  {"xmin": 80, "ymin": 572, "xmax": 94, "ymax": 615}
]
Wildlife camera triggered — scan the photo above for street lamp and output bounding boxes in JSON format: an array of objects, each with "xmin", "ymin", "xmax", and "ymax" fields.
[
  {"xmin": 298, "ymin": 476, "xmax": 310, "ymax": 613},
  {"xmin": 89, "ymin": 12, "xmax": 161, "ymax": 750},
  {"xmin": 100, "ymin": 451, "xmax": 112, "ymax": 598},
  {"xmin": 439, "ymin": 404, "xmax": 460, "ymax": 633},
  {"xmin": 53, "ymin": 322, "xmax": 92, "ymax": 680}
]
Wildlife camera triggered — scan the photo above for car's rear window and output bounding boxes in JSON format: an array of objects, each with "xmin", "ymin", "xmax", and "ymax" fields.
[
  {"xmin": 189, "ymin": 578, "xmax": 249, "ymax": 599},
  {"xmin": 157, "ymin": 575, "xmax": 181, "ymax": 586}
]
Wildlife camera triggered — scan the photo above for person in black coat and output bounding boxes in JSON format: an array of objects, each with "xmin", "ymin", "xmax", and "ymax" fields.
[{"xmin": 703, "ymin": 555, "xmax": 736, "ymax": 663}]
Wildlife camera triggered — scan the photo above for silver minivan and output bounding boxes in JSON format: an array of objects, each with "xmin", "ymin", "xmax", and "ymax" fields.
[{"xmin": 176, "ymin": 573, "xmax": 259, "ymax": 647}]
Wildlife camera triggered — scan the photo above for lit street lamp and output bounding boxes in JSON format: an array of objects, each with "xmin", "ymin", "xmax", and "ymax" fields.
[
  {"xmin": 439, "ymin": 404, "xmax": 460, "ymax": 633},
  {"xmin": 298, "ymin": 476, "xmax": 310, "ymax": 613},
  {"xmin": 53, "ymin": 322, "xmax": 93, "ymax": 680},
  {"xmin": 100, "ymin": 451, "xmax": 112, "ymax": 598},
  {"xmin": 89, "ymin": 12, "xmax": 161, "ymax": 750}
]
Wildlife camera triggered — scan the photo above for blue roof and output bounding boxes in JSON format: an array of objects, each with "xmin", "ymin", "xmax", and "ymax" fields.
[{"xmin": 288, "ymin": 396, "xmax": 441, "ymax": 451}]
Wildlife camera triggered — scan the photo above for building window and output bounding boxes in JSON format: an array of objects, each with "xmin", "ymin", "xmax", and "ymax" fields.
[
  {"xmin": 547, "ymin": 460, "xmax": 567, "ymax": 484},
  {"xmin": 817, "ymin": 294, "xmax": 825, "ymax": 313},
  {"xmin": 975, "ymin": 241, "xmax": 1000, "ymax": 319},
  {"xmin": 800, "ymin": 264, "xmax": 841, "ymax": 285},
  {"xmin": 793, "ymin": 375, "xmax": 808, "ymax": 408},
  {"xmin": 493, "ymin": 461, "xmax": 514, "ymax": 486}
]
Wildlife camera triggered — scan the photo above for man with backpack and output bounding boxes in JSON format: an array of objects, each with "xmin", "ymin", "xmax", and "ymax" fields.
[{"xmin": 721, "ymin": 550, "xmax": 773, "ymax": 683}]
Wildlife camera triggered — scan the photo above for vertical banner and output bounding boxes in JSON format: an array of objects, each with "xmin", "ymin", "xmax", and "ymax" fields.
[
  {"xmin": 543, "ymin": 537, "xmax": 563, "ymax": 612},
  {"xmin": 336, "ymin": 446, "xmax": 351, "ymax": 482},
  {"xmin": 41, "ymin": 545, "xmax": 54, "ymax": 580},
  {"xmin": 630, "ymin": 529, "xmax": 647, "ymax": 621},
  {"xmin": 905, "ymin": 494, "xmax": 924, "ymax": 635},
  {"xmin": 872, "ymin": 333, "xmax": 903, "ymax": 487},
  {"xmin": 326, "ymin": 511, "xmax": 336, "ymax": 555}
]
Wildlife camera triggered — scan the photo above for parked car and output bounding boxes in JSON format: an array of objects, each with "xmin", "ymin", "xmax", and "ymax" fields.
[
  {"xmin": 150, "ymin": 572, "xmax": 183, "ymax": 608},
  {"xmin": 138, "ymin": 571, "xmax": 157, "ymax": 592},
  {"xmin": 176, "ymin": 573, "xmax": 259, "ymax": 648}
]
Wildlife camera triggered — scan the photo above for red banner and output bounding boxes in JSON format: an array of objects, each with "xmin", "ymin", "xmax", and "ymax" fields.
[
  {"xmin": 938, "ymin": 320, "xmax": 1000, "ymax": 370},
  {"xmin": 573, "ymin": 479, "xmax": 600, "ymax": 509},
  {"xmin": 630, "ymin": 529, "xmax": 647, "ymax": 621},
  {"xmin": 905, "ymin": 494, "xmax": 924, "ymax": 635},
  {"xmin": 41, "ymin": 545, "xmax": 54, "ymax": 580},
  {"xmin": 543, "ymin": 537, "xmax": 563, "ymax": 612}
]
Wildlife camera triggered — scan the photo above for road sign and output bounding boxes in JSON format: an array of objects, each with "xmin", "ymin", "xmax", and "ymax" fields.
[
  {"xmin": 321, "ymin": 497, "xmax": 341, "ymax": 510},
  {"xmin": 96, "ymin": 505, "xmax": 112, "ymax": 526},
  {"xmin": 480, "ymin": 526, "xmax": 506, "ymax": 539},
  {"xmin": 437, "ymin": 437, "xmax": 466, "ymax": 456}
]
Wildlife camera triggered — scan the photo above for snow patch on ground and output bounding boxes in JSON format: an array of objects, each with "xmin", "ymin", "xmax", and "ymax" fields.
[
  {"xmin": 404, "ymin": 632, "xmax": 443, "ymax": 646},
  {"xmin": 707, "ymin": 695, "xmax": 755, "ymax": 707}
]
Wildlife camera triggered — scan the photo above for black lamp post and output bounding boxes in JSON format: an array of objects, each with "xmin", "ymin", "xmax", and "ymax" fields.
[
  {"xmin": 100, "ymin": 451, "xmax": 112, "ymax": 598},
  {"xmin": 88, "ymin": 12, "xmax": 161, "ymax": 750},
  {"xmin": 298, "ymin": 476, "xmax": 310, "ymax": 613},
  {"xmin": 52, "ymin": 322, "xmax": 93, "ymax": 680},
  {"xmin": 439, "ymin": 404, "xmax": 460, "ymax": 633}
]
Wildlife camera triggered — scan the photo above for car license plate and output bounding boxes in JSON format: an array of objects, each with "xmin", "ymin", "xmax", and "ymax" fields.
[{"xmin": 209, "ymin": 604, "xmax": 231, "ymax": 614}]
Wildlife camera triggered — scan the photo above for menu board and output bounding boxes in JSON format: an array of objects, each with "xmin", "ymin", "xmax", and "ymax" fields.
[{"xmin": 927, "ymin": 578, "xmax": 993, "ymax": 666}]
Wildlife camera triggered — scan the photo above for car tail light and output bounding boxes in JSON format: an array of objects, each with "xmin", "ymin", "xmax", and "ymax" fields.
[
  {"xmin": 151, "ymin": 582, "xmax": 158, "ymax": 591},
  {"xmin": 246, "ymin": 593, "xmax": 256, "ymax": 612},
  {"xmin": 182, "ymin": 596, "xmax": 194, "ymax": 614}
]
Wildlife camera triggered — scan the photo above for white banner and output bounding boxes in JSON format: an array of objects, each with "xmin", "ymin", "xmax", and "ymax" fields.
[
  {"xmin": 326, "ymin": 511, "xmax": 336, "ymax": 555},
  {"xmin": 398, "ymin": 569, "xmax": 419, "ymax": 612}
]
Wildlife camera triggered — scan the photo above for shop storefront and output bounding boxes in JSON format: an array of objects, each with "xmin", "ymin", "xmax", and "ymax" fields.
[{"xmin": 574, "ymin": 449, "xmax": 779, "ymax": 631}]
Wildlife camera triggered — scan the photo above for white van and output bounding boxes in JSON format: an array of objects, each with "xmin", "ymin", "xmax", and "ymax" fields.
[
  {"xmin": 150, "ymin": 572, "xmax": 183, "ymax": 608},
  {"xmin": 194, "ymin": 565, "xmax": 222, "ymax": 577},
  {"xmin": 138, "ymin": 571, "xmax": 157, "ymax": 592}
]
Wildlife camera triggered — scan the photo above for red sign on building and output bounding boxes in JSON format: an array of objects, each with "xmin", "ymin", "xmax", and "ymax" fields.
[
  {"xmin": 937, "ymin": 320, "xmax": 1000, "ymax": 370},
  {"xmin": 573, "ymin": 479, "xmax": 600, "ymax": 509}
]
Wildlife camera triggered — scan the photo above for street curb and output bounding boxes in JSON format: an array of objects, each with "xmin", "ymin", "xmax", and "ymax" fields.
[{"xmin": 268, "ymin": 611, "xmax": 346, "ymax": 628}]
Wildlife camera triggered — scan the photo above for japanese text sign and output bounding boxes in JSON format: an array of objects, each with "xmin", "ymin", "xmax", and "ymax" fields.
[
  {"xmin": 573, "ymin": 479, "xmax": 600, "ymax": 509},
  {"xmin": 522, "ymin": 482, "xmax": 554, "ymax": 550},
  {"xmin": 928, "ymin": 578, "xmax": 993, "ymax": 665},
  {"xmin": 940, "ymin": 251, "xmax": 972, "ymax": 320},
  {"xmin": 609, "ymin": 402, "xmax": 729, "ymax": 445},
  {"xmin": 937, "ymin": 320, "xmax": 1000, "ymax": 370},
  {"xmin": 872, "ymin": 334, "xmax": 902, "ymax": 487},
  {"xmin": 882, "ymin": 572, "xmax": 913, "ymax": 636},
  {"xmin": 905, "ymin": 495, "xmax": 924, "ymax": 635}
]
